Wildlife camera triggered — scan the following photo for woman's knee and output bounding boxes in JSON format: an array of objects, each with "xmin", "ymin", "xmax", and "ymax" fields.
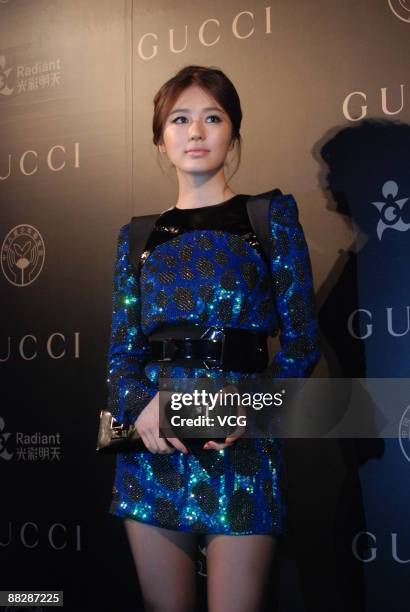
[
  {"xmin": 123, "ymin": 520, "xmax": 198, "ymax": 611},
  {"xmin": 205, "ymin": 534, "xmax": 276, "ymax": 612}
]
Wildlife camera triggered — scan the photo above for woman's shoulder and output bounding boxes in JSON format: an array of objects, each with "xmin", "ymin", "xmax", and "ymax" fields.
[
  {"xmin": 268, "ymin": 189, "xmax": 300, "ymax": 225},
  {"xmin": 116, "ymin": 222, "xmax": 130, "ymax": 239}
]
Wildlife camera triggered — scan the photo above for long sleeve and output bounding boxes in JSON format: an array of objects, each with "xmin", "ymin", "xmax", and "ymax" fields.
[
  {"xmin": 268, "ymin": 193, "xmax": 321, "ymax": 378},
  {"xmin": 105, "ymin": 224, "xmax": 158, "ymax": 426}
]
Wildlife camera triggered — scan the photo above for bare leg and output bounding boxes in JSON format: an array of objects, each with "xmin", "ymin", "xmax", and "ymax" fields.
[
  {"xmin": 123, "ymin": 518, "xmax": 199, "ymax": 612},
  {"xmin": 205, "ymin": 533, "xmax": 276, "ymax": 612}
]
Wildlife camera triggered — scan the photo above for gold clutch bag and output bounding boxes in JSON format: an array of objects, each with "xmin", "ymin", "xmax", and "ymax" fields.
[{"xmin": 96, "ymin": 410, "xmax": 145, "ymax": 454}]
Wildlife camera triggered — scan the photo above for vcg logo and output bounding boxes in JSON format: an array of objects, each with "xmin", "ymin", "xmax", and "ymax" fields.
[
  {"xmin": 388, "ymin": 0, "xmax": 410, "ymax": 22},
  {"xmin": 1, "ymin": 224, "xmax": 45, "ymax": 287}
]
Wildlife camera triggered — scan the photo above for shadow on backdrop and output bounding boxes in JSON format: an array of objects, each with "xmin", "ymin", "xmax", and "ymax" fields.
[{"xmin": 275, "ymin": 119, "xmax": 410, "ymax": 612}]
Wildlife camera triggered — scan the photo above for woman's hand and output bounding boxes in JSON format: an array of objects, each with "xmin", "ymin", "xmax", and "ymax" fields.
[
  {"xmin": 134, "ymin": 392, "xmax": 189, "ymax": 454},
  {"xmin": 203, "ymin": 384, "xmax": 247, "ymax": 451}
]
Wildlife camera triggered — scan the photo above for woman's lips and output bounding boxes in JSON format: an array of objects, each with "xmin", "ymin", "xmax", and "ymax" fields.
[{"xmin": 186, "ymin": 150, "xmax": 210, "ymax": 156}]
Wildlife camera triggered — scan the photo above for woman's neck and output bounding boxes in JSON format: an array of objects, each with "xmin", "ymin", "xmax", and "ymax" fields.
[{"xmin": 175, "ymin": 190, "xmax": 237, "ymax": 210}]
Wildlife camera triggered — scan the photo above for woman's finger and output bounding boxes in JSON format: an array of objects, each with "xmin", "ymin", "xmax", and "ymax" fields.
[
  {"xmin": 204, "ymin": 414, "xmax": 247, "ymax": 450},
  {"xmin": 203, "ymin": 438, "xmax": 235, "ymax": 451},
  {"xmin": 150, "ymin": 429, "xmax": 175, "ymax": 454},
  {"xmin": 225, "ymin": 418, "xmax": 247, "ymax": 444},
  {"xmin": 146, "ymin": 430, "xmax": 161, "ymax": 453},
  {"xmin": 156, "ymin": 435, "xmax": 175, "ymax": 454},
  {"xmin": 165, "ymin": 436, "xmax": 189, "ymax": 454},
  {"xmin": 139, "ymin": 432, "xmax": 153, "ymax": 453}
]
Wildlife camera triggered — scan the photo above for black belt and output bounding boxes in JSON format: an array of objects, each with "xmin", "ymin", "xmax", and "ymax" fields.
[{"xmin": 148, "ymin": 325, "xmax": 269, "ymax": 373}]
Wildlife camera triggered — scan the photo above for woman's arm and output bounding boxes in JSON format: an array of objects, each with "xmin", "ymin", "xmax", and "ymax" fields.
[
  {"xmin": 268, "ymin": 192, "xmax": 321, "ymax": 378},
  {"xmin": 105, "ymin": 224, "xmax": 158, "ymax": 425}
]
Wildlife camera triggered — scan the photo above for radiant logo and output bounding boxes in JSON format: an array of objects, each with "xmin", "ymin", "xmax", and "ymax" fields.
[
  {"xmin": 388, "ymin": 0, "xmax": 410, "ymax": 22},
  {"xmin": 1, "ymin": 224, "xmax": 45, "ymax": 287},
  {"xmin": 0, "ymin": 47, "xmax": 62, "ymax": 97},
  {"xmin": 370, "ymin": 180, "xmax": 409, "ymax": 240},
  {"xmin": 399, "ymin": 405, "xmax": 410, "ymax": 463},
  {"xmin": 0, "ymin": 416, "xmax": 13, "ymax": 461},
  {"xmin": 0, "ymin": 55, "xmax": 14, "ymax": 95}
]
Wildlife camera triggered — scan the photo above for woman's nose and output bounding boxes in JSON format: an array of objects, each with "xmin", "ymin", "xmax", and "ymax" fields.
[{"xmin": 188, "ymin": 120, "xmax": 205, "ymax": 139}]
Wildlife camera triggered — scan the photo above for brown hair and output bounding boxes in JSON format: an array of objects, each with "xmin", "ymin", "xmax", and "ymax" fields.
[{"xmin": 152, "ymin": 64, "xmax": 242, "ymax": 181}]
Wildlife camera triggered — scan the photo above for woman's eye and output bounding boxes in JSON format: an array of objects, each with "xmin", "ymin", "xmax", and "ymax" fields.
[
  {"xmin": 171, "ymin": 115, "xmax": 222, "ymax": 124},
  {"xmin": 172, "ymin": 116, "xmax": 187, "ymax": 124},
  {"xmin": 207, "ymin": 115, "xmax": 222, "ymax": 123}
]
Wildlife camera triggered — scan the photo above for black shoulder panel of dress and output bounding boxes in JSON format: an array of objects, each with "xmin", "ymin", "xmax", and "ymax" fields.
[{"xmin": 142, "ymin": 194, "xmax": 269, "ymax": 267}]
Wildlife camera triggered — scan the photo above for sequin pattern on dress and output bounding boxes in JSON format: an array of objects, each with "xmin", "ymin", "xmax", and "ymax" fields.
[{"xmin": 106, "ymin": 192, "xmax": 321, "ymax": 535}]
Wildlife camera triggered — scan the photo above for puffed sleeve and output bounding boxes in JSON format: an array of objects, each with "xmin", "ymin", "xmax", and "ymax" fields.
[
  {"xmin": 268, "ymin": 193, "xmax": 321, "ymax": 378},
  {"xmin": 105, "ymin": 223, "xmax": 158, "ymax": 425}
]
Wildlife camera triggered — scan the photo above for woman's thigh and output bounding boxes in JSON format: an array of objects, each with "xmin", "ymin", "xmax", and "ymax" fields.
[
  {"xmin": 124, "ymin": 518, "xmax": 199, "ymax": 612},
  {"xmin": 204, "ymin": 533, "xmax": 277, "ymax": 612}
]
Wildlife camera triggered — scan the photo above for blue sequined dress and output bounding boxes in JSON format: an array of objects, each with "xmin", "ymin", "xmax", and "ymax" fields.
[{"xmin": 106, "ymin": 191, "xmax": 321, "ymax": 535}]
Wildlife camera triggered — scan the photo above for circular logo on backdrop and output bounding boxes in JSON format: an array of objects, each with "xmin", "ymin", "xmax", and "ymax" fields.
[
  {"xmin": 388, "ymin": 0, "xmax": 410, "ymax": 22},
  {"xmin": 1, "ymin": 224, "xmax": 45, "ymax": 287},
  {"xmin": 399, "ymin": 405, "xmax": 410, "ymax": 462}
]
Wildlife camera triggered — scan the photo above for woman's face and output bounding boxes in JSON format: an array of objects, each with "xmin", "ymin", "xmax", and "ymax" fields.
[{"xmin": 159, "ymin": 84, "xmax": 234, "ymax": 175}]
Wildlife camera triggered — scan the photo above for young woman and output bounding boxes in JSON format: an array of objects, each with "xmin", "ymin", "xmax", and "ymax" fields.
[{"xmin": 106, "ymin": 65, "xmax": 321, "ymax": 612}]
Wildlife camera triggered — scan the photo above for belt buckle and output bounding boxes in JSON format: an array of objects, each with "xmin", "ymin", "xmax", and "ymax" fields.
[
  {"xmin": 200, "ymin": 326, "xmax": 226, "ymax": 369},
  {"xmin": 161, "ymin": 338, "xmax": 178, "ymax": 361}
]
